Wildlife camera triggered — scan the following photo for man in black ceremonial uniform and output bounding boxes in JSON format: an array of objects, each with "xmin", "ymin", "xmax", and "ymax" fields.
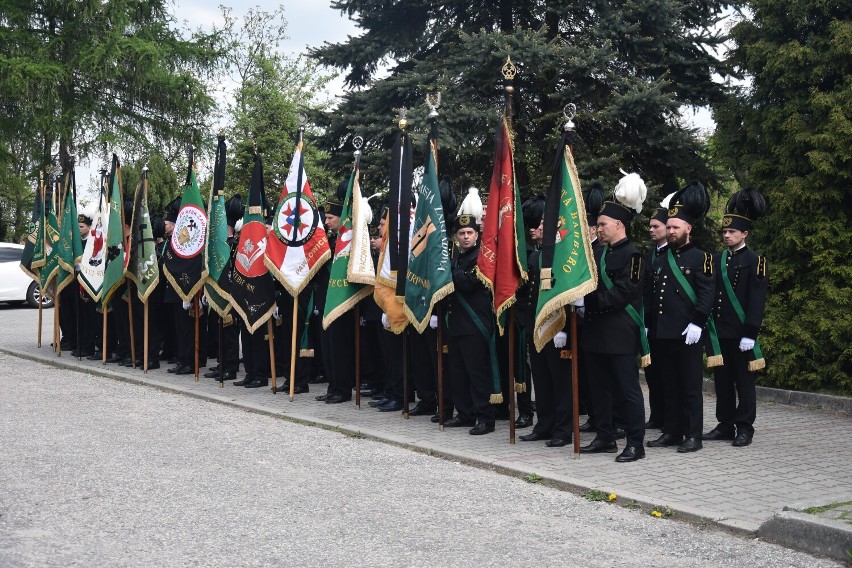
[
  {"xmin": 579, "ymin": 179, "xmax": 648, "ymax": 462},
  {"xmin": 646, "ymin": 181, "xmax": 715, "ymax": 453},
  {"xmin": 704, "ymin": 187, "xmax": 768, "ymax": 447},
  {"xmin": 445, "ymin": 213, "xmax": 497, "ymax": 435}
]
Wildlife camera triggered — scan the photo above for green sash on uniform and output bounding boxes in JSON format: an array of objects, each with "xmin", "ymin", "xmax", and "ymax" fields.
[
  {"xmin": 299, "ymin": 292, "xmax": 315, "ymax": 357},
  {"xmin": 666, "ymin": 249, "xmax": 723, "ymax": 367},
  {"xmin": 600, "ymin": 245, "xmax": 651, "ymax": 368},
  {"xmin": 720, "ymin": 250, "xmax": 765, "ymax": 371},
  {"xmin": 455, "ymin": 295, "xmax": 503, "ymax": 404}
]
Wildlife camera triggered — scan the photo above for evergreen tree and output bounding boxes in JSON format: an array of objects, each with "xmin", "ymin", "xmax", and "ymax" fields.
[
  {"xmin": 312, "ymin": 0, "xmax": 736, "ymax": 202},
  {"xmin": 713, "ymin": 2, "xmax": 851, "ymax": 393}
]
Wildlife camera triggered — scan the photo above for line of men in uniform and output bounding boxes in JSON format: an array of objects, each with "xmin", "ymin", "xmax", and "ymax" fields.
[{"xmin": 56, "ymin": 178, "xmax": 768, "ymax": 461}]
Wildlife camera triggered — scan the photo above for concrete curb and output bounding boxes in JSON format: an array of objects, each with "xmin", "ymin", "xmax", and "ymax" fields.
[
  {"xmin": 2, "ymin": 347, "xmax": 842, "ymax": 556},
  {"xmin": 759, "ymin": 511, "xmax": 852, "ymax": 564},
  {"xmin": 699, "ymin": 377, "xmax": 852, "ymax": 415}
]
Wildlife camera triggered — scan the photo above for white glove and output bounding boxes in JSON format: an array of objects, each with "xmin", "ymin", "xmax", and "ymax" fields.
[
  {"xmin": 553, "ymin": 331, "xmax": 568, "ymax": 348},
  {"xmin": 682, "ymin": 323, "xmax": 702, "ymax": 345},
  {"xmin": 429, "ymin": 315, "xmax": 438, "ymax": 329},
  {"xmin": 313, "ymin": 308, "xmax": 319, "ymax": 315},
  {"xmin": 360, "ymin": 316, "xmax": 366, "ymax": 327},
  {"xmin": 200, "ymin": 294, "xmax": 208, "ymax": 307},
  {"xmin": 570, "ymin": 297, "xmax": 585, "ymax": 307},
  {"xmin": 381, "ymin": 313, "xmax": 390, "ymax": 329},
  {"xmin": 739, "ymin": 337, "xmax": 755, "ymax": 352},
  {"xmin": 75, "ymin": 263, "xmax": 82, "ymax": 273},
  {"xmin": 577, "ymin": 307, "xmax": 585, "ymax": 318},
  {"xmin": 182, "ymin": 301, "xmax": 192, "ymax": 310},
  {"xmin": 273, "ymin": 306, "xmax": 281, "ymax": 321}
]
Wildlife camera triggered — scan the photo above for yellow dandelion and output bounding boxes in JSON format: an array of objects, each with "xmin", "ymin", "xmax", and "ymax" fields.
[
  {"xmin": 651, "ymin": 510, "xmax": 662, "ymax": 518},
  {"xmin": 608, "ymin": 493, "xmax": 617, "ymax": 501}
]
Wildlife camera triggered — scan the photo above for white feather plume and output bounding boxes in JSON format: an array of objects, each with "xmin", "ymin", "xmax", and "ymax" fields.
[
  {"xmin": 659, "ymin": 191, "xmax": 677, "ymax": 209},
  {"xmin": 458, "ymin": 187, "xmax": 483, "ymax": 222},
  {"xmin": 614, "ymin": 169, "xmax": 647, "ymax": 214},
  {"xmin": 234, "ymin": 219, "xmax": 243, "ymax": 233}
]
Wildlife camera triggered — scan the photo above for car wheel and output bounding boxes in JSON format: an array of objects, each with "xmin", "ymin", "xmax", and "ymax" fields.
[{"xmin": 26, "ymin": 281, "xmax": 54, "ymax": 309}]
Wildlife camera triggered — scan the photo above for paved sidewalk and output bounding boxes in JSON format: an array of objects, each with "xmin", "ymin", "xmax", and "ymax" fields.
[{"xmin": 2, "ymin": 307, "xmax": 850, "ymax": 553}]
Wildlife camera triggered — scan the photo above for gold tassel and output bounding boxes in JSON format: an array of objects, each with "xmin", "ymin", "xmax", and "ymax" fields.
[
  {"xmin": 706, "ymin": 354, "xmax": 724, "ymax": 368},
  {"xmin": 639, "ymin": 354, "xmax": 652, "ymax": 368},
  {"xmin": 442, "ymin": 345, "xmax": 448, "ymax": 354},
  {"xmin": 748, "ymin": 358, "xmax": 766, "ymax": 372},
  {"xmin": 489, "ymin": 393, "xmax": 504, "ymax": 404},
  {"xmin": 515, "ymin": 382, "xmax": 527, "ymax": 394},
  {"xmin": 299, "ymin": 349, "xmax": 314, "ymax": 358},
  {"xmin": 540, "ymin": 267, "xmax": 552, "ymax": 290}
]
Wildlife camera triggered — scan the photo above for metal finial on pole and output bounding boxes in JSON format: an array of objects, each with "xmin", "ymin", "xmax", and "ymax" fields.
[
  {"xmin": 502, "ymin": 55, "xmax": 517, "ymax": 118},
  {"xmin": 426, "ymin": 92, "xmax": 441, "ymax": 119},
  {"xmin": 563, "ymin": 103, "xmax": 577, "ymax": 132},
  {"xmin": 353, "ymin": 135, "xmax": 364, "ymax": 168},
  {"xmin": 397, "ymin": 108, "xmax": 408, "ymax": 131}
]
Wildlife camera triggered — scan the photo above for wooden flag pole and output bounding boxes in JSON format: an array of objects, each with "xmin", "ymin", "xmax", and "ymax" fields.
[
  {"xmin": 37, "ymin": 283, "xmax": 43, "ymax": 348},
  {"xmin": 571, "ymin": 307, "xmax": 580, "ymax": 457},
  {"xmin": 436, "ymin": 304, "xmax": 445, "ymax": 430},
  {"xmin": 193, "ymin": 295, "xmax": 199, "ymax": 381},
  {"xmin": 268, "ymin": 318, "xmax": 277, "ymax": 393},
  {"xmin": 354, "ymin": 304, "xmax": 361, "ymax": 409},
  {"xmin": 143, "ymin": 301, "xmax": 149, "ymax": 373},
  {"xmin": 288, "ymin": 295, "xmax": 298, "ymax": 401},
  {"xmin": 508, "ymin": 306, "xmax": 517, "ymax": 444},
  {"xmin": 102, "ymin": 305, "xmax": 108, "ymax": 364},
  {"xmin": 54, "ymin": 286, "xmax": 61, "ymax": 355},
  {"xmin": 128, "ymin": 285, "xmax": 137, "ymax": 368}
]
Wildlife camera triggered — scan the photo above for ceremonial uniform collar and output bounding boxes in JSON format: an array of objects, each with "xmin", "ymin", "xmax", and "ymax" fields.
[
  {"xmin": 729, "ymin": 244, "xmax": 748, "ymax": 256},
  {"xmin": 608, "ymin": 237, "xmax": 631, "ymax": 251},
  {"xmin": 674, "ymin": 241, "xmax": 695, "ymax": 255}
]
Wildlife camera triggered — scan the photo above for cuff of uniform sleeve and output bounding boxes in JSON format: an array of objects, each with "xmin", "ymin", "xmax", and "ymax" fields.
[
  {"xmin": 690, "ymin": 311, "xmax": 709, "ymax": 329},
  {"xmin": 743, "ymin": 324, "xmax": 760, "ymax": 339},
  {"xmin": 584, "ymin": 293, "xmax": 599, "ymax": 313}
]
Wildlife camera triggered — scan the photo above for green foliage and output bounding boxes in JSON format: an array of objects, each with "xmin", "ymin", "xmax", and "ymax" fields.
[
  {"xmin": 121, "ymin": 154, "xmax": 181, "ymax": 217},
  {"xmin": 713, "ymin": 2, "xmax": 852, "ymax": 394},
  {"xmin": 312, "ymin": 0, "xmax": 736, "ymax": 207}
]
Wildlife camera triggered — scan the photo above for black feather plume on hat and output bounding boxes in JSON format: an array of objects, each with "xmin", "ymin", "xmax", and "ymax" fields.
[
  {"xmin": 336, "ymin": 177, "xmax": 349, "ymax": 201},
  {"xmin": 723, "ymin": 186, "xmax": 766, "ymax": 231},
  {"xmin": 668, "ymin": 180, "xmax": 710, "ymax": 225},
  {"xmin": 225, "ymin": 194, "xmax": 244, "ymax": 228},
  {"xmin": 151, "ymin": 214, "xmax": 165, "ymax": 240},
  {"xmin": 164, "ymin": 196, "xmax": 181, "ymax": 223},
  {"xmin": 585, "ymin": 181, "xmax": 605, "ymax": 225},
  {"xmin": 123, "ymin": 197, "xmax": 134, "ymax": 226}
]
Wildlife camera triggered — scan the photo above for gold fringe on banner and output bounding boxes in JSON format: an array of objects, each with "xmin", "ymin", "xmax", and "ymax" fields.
[
  {"xmin": 748, "ymin": 358, "xmax": 765, "ymax": 372},
  {"xmin": 706, "ymin": 354, "xmax": 724, "ymax": 368}
]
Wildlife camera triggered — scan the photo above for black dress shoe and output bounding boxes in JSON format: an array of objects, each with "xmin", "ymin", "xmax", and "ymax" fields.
[
  {"xmin": 325, "ymin": 394, "xmax": 351, "ymax": 404},
  {"xmin": 87, "ymin": 352, "xmax": 103, "ymax": 361},
  {"xmin": 546, "ymin": 438, "xmax": 570, "ymax": 447},
  {"xmin": 677, "ymin": 437, "xmax": 703, "ymax": 453},
  {"xmin": 469, "ymin": 422, "xmax": 495, "ymax": 435},
  {"xmin": 233, "ymin": 378, "xmax": 252, "ymax": 387},
  {"xmin": 378, "ymin": 400, "xmax": 403, "ymax": 412},
  {"xmin": 580, "ymin": 439, "xmax": 618, "ymax": 454},
  {"xmin": 579, "ymin": 420, "xmax": 596, "ymax": 433},
  {"xmin": 243, "ymin": 378, "xmax": 269, "ymax": 388},
  {"xmin": 119, "ymin": 358, "xmax": 134, "ymax": 367},
  {"xmin": 315, "ymin": 393, "xmax": 333, "ymax": 401},
  {"xmin": 71, "ymin": 350, "xmax": 93, "ymax": 358},
  {"xmin": 646, "ymin": 433, "xmax": 684, "ymax": 448},
  {"xmin": 443, "ymin": 416, "xmax": 475, "ymax": 428},
  {"xmin": 613, "ymin": 427, "xmax": 626, "ymax": 440},
  {"xmin": 732, "ymin": 432, "xmax": 753, "ymax": 447},
  {"xmin": 431, "ymin": 413, "xmax": 454, "ymax": 423},
  {"xmin": 275, "ymin": 384, "xmax": 308, "ymax": 394},
  {"xmin": 368, "ymin": 398, "xmax": 388, "ymax": 407},
  {"xmin": 308, "ymin": 375, "xmax": 325, "ymax": 384},
  {"xmin": 408, "ymin": 403, "xmax": 437, "ymax": 416},
  {"xmin": 211, "ymin": 371, "xmax": 236, "ymax": 381},
  {"xmin": 105, "ymin": 354, "xmax": 123, "ymax": 364},
  {"xmin": 519, "ymin": 431, "xmax": 550, "ymax": 442},
  {"xmin": 645, "ymin": 419, "xmax": 663, "ymax": 429},
  {"xmin": 702, "ymin": 426, "xmax": 735, "ymax": 441},
  {"xmin": 203, "ymin": 369, "xmax": 220, "ymax": 378},
  {"xmin": 615, "ymin": 446, "xmax": 646, "ymax": 462},
  {"xmin": 175, "ymin": 365, "xmax": 194, "ymax": 376},
  {"xmin": 515, "ymin": 413, "xmax": 534, "ymax": 428},
  {"xmin": 145, "ymin": 361, "xmax": 161, "ymax": 370},
  {"xmin": 167, "ymin": 365, "xmax": 182, "ymax": 373}
]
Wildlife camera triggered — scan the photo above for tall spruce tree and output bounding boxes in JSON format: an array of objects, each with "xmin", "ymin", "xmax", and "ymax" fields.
[
  {"xmin": 714, "ymin": 2, "xmax": 851, "ymax": 393},
  {"xmin": 312, "ymin": 0, "xmax": 736, "ymax": 201}
]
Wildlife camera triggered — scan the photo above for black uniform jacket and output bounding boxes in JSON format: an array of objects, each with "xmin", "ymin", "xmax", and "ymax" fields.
[
  {"xmin": 581, "ymin": 237, "xmax": 643, "ymax": 355},
  {"xmin": 447, "ymin": 242, "xmax": 494, "ymax": 338},
  {"xmin": 642, "ymin": 244, "xmax": 669, "ymax": 334},
  {"xmin": 648, "ymin": 241, "xmax": 715, "ymax": 339},
  {"xmin": 712, "ymin": 246, "xmax": 767, "ymax": 339}
]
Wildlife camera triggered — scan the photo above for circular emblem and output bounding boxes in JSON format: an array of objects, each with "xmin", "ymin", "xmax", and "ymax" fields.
[
  {"xmin": 458, "ymin": 214, "xmax": 472, "ymax": 226},
  {"xmin": 235, "ymin": 221, "xmax": 268, "ymax": 277},
  {"xmin": 722, "ymin": 216, "xmax": 733, "ymax": 227},
  {"xmin": 274, "ymin": 193, "xmax": 319, "ymax": 247},
  {"xmin": 667, "ymin": 206, "xmax": 679, "ymax": 218},
  {"xmin": 171, "ymin": 204, "xmax": 207, "ymax": 258}
]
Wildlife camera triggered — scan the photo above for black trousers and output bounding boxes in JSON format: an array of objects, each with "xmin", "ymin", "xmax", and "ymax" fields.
[
  {"xmin": 410, "ymin": 327, "xmax": 438, "ymax": 405},
  {"xmin": 585, "ymin": 352, "xmax": 645, "ymax": 448},
  {"xmin": 645, "ymin": 338, "xmax": 667, "ymax": 425},
  {"xmin": 77, "ymin": 292, "xmax": 97, "ymax": 356},
  {"xmin": 712, "ymin": 339, "xmax": 757, "ymax": 435},
  {"xmin": 448, "ymin": 334, "xmax": 495, "ymax": 425},
  {"xmin": 656, "ymin": 339, "xmax": 704, "ymax": 439},
  {"xmin": 379, "ymin": 327, "xmax": 405, "ymax": 401},
  {"xmin": 208, "ymin": 312, "xmax": 240, "ymax": 374},
  {"xmin": 241, "ymin": 323, "xmax": 265, "ymax": 381},
  {"xmin": 327, "ymin": 310, "xmax": 356, "ymax": 398},
  {"xmin": 528, "ymin": 338, "xmax": 574, "ymax": 440},
  {"xmin": 58, "ymin": 284, "xmax": 78, "ymax": 347},
  {"xmin": 497, "ymin": 329, "xmax": 534, "ymax": 417},
  {"xmin": 174, "ymin": 304, "xmax": 207, "ymax": 369},
  {"xmin": 360, "ymin": 320, "xmax": 384, "ymax": 390}
]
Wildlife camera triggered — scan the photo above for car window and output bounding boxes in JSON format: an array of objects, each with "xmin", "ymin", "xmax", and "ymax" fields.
[{"xmin": 0, "ymin": 247, "xmax": 23, "ymax": 262}]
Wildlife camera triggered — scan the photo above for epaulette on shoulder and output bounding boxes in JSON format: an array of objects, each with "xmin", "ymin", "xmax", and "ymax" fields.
[
  {"xmin": 630, "ymin": 252, "xmax": 643, "ymax": 283},
  {"xmin": 756, "ymin": 255, "xmax": 767, "ymax": 279},
  {"xmin": 703, "ymin": 251, "xmax": 713, "ymax": 275}
]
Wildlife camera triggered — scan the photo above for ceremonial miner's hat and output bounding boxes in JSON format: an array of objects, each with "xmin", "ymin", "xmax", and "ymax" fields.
[
  {"xmin": 651, "ymin": 192, "xmax": 677, "ymax": 224},
  {"xmin": 225, "ymin": 194, "xmax": 244, "ymax": 228},
  {"xmin": 326, "ymin": 199, "xmax": 343, "ymax": 217},
  {"xmin": 455, "ymin": 186, "xmax": 482, "ymax": 233},
  {"xmin": 77, "ymin": 206, "xmax": 93, "ymax": 226},
  {"xmin": 164, "ymin": 196, "xmax": 181, "ymax": 223},
  {"xmin": 522, "ymin": 195, "xmax": 545, "ymax": 230},
  {"xmin": 151, "ymin": 214, "xmax": 165, "ymax": 240},
  {"xmin": 722, "ymin": 186, "xmax": 767, "ymax": 232},
  {"xmin": 599, "ymin": 171, "xmax": 647, "ymax": 225},
  {"xmin": 123, "ymin": 197, "xmax": 134, "ymax": 226},
  {"xmin": 667, "ymin": 180, "xmax": 710, "ymax": 226},
  {"xmin": 584, "ymin": 181, "xmax": 605, "ymax": 226}
]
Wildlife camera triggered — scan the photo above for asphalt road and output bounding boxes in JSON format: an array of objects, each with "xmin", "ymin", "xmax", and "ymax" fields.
[{"xmin": 0, "ymin": 347, "xmax": 840, "ymax": 567}]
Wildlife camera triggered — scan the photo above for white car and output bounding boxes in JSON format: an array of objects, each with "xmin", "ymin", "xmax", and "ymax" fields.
[{"xmin": 0, "ymin": 242, "xmax": 55, "ymax": 308}]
